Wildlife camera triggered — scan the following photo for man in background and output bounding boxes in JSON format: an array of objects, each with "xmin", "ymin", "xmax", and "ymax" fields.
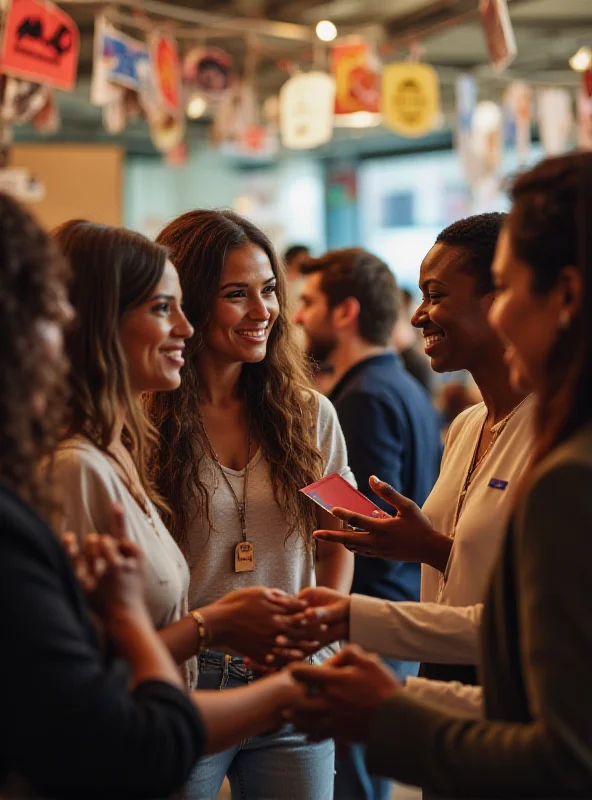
[
  {"xmin": 295, "ymin": 248, "xmax": 441, "ymax": 800},
  {"xmin": 284, "ymin": 243, "xmax": 311, "ymax": 281}
]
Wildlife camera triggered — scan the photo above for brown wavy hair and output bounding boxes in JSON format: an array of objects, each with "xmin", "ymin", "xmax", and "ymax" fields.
[
  {"xmin": 507, "ymin": 152, "xmax": 592, "ymax": 464},
  {"xmin": 53, "ymin": 220, "xmax": 169, "ymax": 513},
  {"xmin": 0, "ymin": 193, "xmax": 70, "ymax": 515},
  {"xmin": 148, "ymin": 209, "xmax": 323, "ymax": 549}
]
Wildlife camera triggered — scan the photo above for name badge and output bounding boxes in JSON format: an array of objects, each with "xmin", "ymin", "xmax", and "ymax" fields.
[
  {"xmin": 235, "ymin": 541, "xmax": 255, "ymax": 573},
  {"xmin": 488, "ymin": 478, "xmax": 508, "ymax": 491}
]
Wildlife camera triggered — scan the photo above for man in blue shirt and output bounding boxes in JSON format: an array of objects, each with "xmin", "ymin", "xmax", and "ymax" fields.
[{"xmin": 296, "ymin": 248, "xmax": 441, "ymax": 800}]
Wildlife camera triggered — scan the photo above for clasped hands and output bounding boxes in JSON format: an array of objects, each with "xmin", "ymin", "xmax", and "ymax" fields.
[{"xmin": 61, "ymin": 477, "xmax": 427, "ymax": 744}]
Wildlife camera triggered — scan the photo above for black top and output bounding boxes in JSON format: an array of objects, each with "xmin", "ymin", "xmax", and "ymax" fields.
[
  {"xmin": 0, "ymin": 484, "xmax": 204, "ymax": 799},
  {"xmin": 329, "ymin": 352, "xmax": 441, "ymax": 603}
]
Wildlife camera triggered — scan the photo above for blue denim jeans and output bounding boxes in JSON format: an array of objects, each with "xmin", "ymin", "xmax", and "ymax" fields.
[
  {"xmin": 185, "ymin": 651, "xmax": 335, "ymax": 800},
  {"xmin": 334, "ymin": 657, "xmax": 419, "ymax": 800}
]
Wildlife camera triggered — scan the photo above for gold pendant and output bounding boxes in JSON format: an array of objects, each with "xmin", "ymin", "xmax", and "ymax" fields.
[{"xmin": 235, "ymin": 541, "xmax": 255, "ymax": 573}]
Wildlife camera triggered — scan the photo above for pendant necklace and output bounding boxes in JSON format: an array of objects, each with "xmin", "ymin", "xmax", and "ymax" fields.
[{"xmin": 199, "ymin": 412, "xmax": 255, "ymax": 573}]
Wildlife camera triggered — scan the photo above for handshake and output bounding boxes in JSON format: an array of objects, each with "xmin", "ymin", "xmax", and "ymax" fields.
[
  {"xmin": 62, "ymin": 473, "xmax": 437, "ymax": 668},
  {"xmin": 61, "ymin": 502, "xmax": 404, "ymax": 748},
  {"xmin": 199, "ymin": 584, "xmax": 352, "ymax": 670},
  {"xmin": 60, "ymin": 502, "xmax": 352, "ymax": 666}
]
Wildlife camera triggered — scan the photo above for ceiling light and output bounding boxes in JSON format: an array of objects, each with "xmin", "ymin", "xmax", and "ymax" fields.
[
  {"xmin": 186, "ymin": 95, "xmax": 207, "ymax": 119},
  {"xmin": 569, "ymin": 47, "xmax": 591, "ymax": 72},
  {"xmin": 316, "ymin": 20, "xmax": 337, "ymax": 42}
]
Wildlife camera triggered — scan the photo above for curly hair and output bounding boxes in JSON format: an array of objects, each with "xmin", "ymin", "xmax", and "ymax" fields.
[
  {"xmin": 148, "ymin": 209, "xmax": 324, "ymax": 549},
  {"xmin": 508, "ymin": 152, "xmax": 592, "ymax": 463},
  {"xmin": 53, "ymin": 220, "xmax": 169, "ymax": 515},
  {"xmin": 0, "ymin": 193, "xmax": 70, "ymax": 514},
  {"xmin": 436, "ymin": 212, "xmax": 507, "ymax": 296}
]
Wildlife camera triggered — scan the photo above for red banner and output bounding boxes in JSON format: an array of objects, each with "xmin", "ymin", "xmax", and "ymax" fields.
[
  {"xmin": 0, "ymin": 0, "xmax": 79, "ymax": 91},
  {"xmin": 331, "ymin": 41, "xmax": 380, "ymax": 115},
  {"xmin": 151, "ymin": 32, "xmax": 181, "ymax": 117}
]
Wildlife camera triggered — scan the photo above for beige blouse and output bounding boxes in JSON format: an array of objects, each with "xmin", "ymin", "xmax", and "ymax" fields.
[
  {"xmin": 52, "ymin": 437, "xmax": 196, "ymax": 687},
  {"xmin": 350, "ymin": 396, "xmax": 535, "ymax": 716}
]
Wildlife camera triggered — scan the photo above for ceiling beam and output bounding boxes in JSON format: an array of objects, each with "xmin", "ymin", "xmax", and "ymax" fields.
[
  {"xmin": 58, "ymin": 0, "xmax": 315, "ymax": 42},
  {"xmin": 511, "ymin": 16, "xmax": 592, "ymax": 30}
]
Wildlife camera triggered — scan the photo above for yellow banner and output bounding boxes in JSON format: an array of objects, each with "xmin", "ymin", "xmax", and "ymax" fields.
[{"xmin": 381, "ymin": 62, "xmax": 440, "ymax": 137}]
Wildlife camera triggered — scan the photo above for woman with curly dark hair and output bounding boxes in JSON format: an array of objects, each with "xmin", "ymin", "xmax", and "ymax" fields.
[
  {"xmin": 149, "ymin": 209, "xmax": 354, "ymax": 800},
  {"xmin": 0, "ymin": 193, "xmax": 206, "ymax": 799}
]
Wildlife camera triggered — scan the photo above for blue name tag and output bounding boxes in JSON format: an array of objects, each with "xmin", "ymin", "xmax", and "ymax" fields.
[{"xmin": 489, "ymin": 478, "xmax": 508, "ymax": 491}]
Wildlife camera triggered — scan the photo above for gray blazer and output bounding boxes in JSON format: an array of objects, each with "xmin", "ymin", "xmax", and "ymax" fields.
[{"xmin": 365, "ymin": 423, "xmax": 592, "ymax": 797}]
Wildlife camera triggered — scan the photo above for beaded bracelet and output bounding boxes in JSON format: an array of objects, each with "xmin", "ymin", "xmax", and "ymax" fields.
[{"xmin": 189, "ymin": 609, "xmax": 209, "ymax": 654}]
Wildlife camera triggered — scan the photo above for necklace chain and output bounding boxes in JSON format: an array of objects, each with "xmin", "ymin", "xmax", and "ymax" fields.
[
  {"xmin": 452, "ymin": 396, "xmax": 529, "ymax": 533},
  {"xmin": 199, "ymin": 411, "xmax": 252, "ymax": 542}
]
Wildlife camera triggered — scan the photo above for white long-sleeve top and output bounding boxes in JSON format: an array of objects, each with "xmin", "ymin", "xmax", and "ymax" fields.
[{"xmin": 349, "ymin": 396, "xmax": 534, "ymax": 716}]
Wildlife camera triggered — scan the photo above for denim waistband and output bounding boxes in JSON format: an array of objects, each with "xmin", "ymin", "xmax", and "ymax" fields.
[
  {"xmin": 198, "ymin": 650, "xmax": 253, "ymax": 684},
  {"xmin": 199, "ymin": 650, "xmax": 244, "ymax": 666}
]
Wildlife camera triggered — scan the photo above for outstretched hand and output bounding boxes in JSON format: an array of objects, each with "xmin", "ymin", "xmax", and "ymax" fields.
[
  {"xmin": 313, "ymin": 476, "xmax": 435, "ymax": 563},
  {"xmin": 284, "ymin": 644, "xmax": 401, "ymax": 743}
]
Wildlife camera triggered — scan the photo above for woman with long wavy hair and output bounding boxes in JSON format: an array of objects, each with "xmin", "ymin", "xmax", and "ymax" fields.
[{"xmin": 150, "ymin": 209, "xmax": 354, "ymax": 800}]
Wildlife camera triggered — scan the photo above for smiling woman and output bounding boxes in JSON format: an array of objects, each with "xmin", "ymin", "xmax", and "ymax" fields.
[
  {"xmin": 287, "ymin": 214, "xmax": 535, "ymax": 731},
  {"xmin": 50, "ymin": 220, "xmax": 202, "ymax": 685},
  {"xmin": 149, "ymin": 209, "xmax": 354, "ymax": 800}
]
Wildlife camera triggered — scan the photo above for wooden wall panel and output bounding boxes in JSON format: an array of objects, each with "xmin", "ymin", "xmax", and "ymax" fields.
[{"xmin": 9, "ymin": 144, "xmax": 123, "ymax": 230}]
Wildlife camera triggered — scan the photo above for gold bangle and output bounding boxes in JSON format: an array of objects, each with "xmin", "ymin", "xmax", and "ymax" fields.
[{"xmin": 189, "ymin": 609, "xmax": 209, "ymax": 654}]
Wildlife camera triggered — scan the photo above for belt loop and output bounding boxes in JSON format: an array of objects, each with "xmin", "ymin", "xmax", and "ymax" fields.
[{"xmin": 219, "ymin": 653, "xmax": 231, "ymax": 690}]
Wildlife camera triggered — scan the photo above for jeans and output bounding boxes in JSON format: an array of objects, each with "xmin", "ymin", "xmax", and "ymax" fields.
[
  {"xmin": 334, "ymin": 657, "xmax": 419, "ymax": 800},
  {"xmin": 185, "ymin": 651, "xmax": 335, "ymax": 800}
]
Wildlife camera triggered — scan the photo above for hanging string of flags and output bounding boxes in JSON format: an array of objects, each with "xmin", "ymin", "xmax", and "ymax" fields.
[{"xmin": 0, "ymin": 0, "xmax": 588, "ymax": 170}]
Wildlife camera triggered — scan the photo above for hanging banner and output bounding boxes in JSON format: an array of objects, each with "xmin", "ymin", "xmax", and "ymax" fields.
[
  {"xmin": 577, "ymin": 70, "xmax": 592, "ymax": 151},
  {"xmin": 90, "ymin": 15, "xmax": 119, "ymax": 106},
  {"xmin": 150, "ymin": 32, "xmax": 181, "ymax": 118},
  {"xmin": 479, "ymin": 0, "xmax": 517, "ymax": 71},
  {"xmin": 503, "ymin": 81, "xmax": 531, "ymax": 163},
  {"xmin": 537, "ymin": 88, "xmax": 573, "ymax": 156},
  {"xmin": 471, "ymin": 101, "xmax": 503, "ymax": 176},
  {"xmin": 1, "ymin": 75, "xmax": 60, "ymax": 133},
  {"xmin": 470, "ymin": 101, "xmax": 503, "ymax": 209},
  {"xmin": 0, "ymin": 0, "xmax": 79, "ymax": 91},
  {"xmin": 381, "ymin": 62, "xmax": 440, "ymax": 137},
  {"xmin": 211, "ymin": 81, "xmax": 257, "ymax": 146},
  {"xmin": 95, "ymin": 24, "xmax": 150, "ymax": 92},
  {"xmin": 182, "ymin": 46, "xmax": 232, "ymax": 100},
  {"xmin": 455, "ymin": 74, "xmax": 477, "ymax": 183},
  {"xmin": 279, "ymin": 71, "xmax": 335, "ymax": 150},
  {"xmin": 331, "ymin": 40, "xmax": 381, "ymax": 115}
]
